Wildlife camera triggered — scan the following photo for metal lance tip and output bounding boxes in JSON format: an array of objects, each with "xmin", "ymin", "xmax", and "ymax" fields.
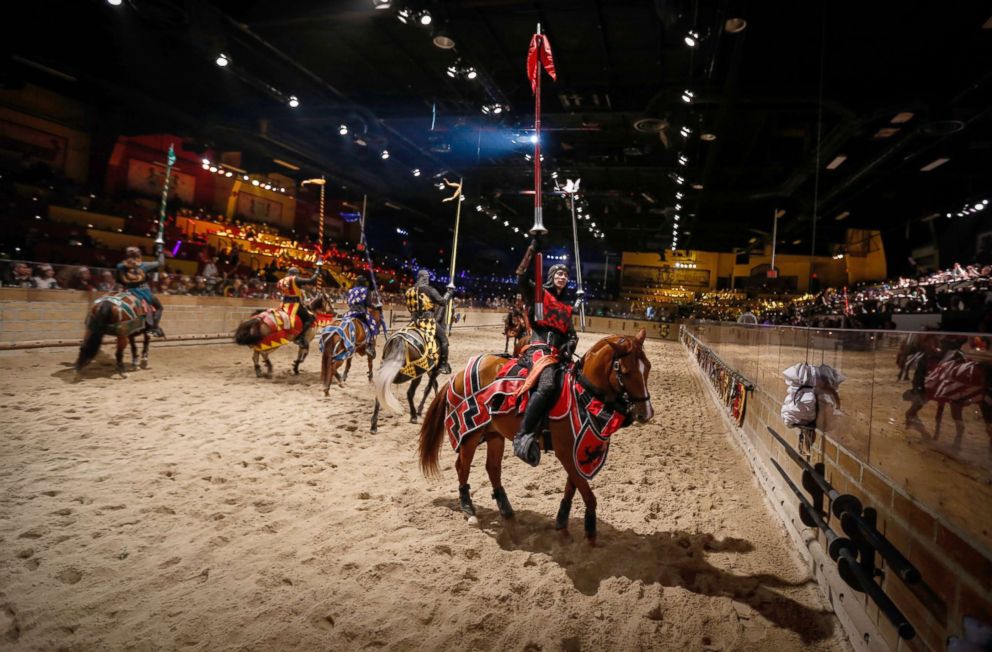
[{"xmin": 530, "ymin": 208, "xmax": 548, "ymax": 235}]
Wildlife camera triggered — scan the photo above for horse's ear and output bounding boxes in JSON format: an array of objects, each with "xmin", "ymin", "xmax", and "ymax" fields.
[
  {"xmin": 608, "ymin": 337, "xmax": 629, "ymax": 353},
  {"xmin": 636, "ymin": 328, "xmax": 647, "ymax": 344}
]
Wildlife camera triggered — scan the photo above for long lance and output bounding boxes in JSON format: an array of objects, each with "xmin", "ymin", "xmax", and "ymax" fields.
[
  {"xmin": 443, "ymin": 178, "xmax": 463, "ymax": 336},
  {"xmin": 154, "ymin": 144, "xmax": 176, "ymax": 282},
  {"xmin": 358, "ymin": 195, "xmax": 386, "ymax": 337},
  {"xmin": 568, "ymin": 187, "xmax": 586, "ymax": 331}
]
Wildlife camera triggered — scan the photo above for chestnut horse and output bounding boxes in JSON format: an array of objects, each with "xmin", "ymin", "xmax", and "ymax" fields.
[
  {"xmin": 418, "ymin": 329, "xmax": 654, "ymax": 544},
  {"xmin": 318, "ymin": 306, "xmax": 385, "ymax": 394},
  {"xmin": 503, "ymin": 307, "xmax": 530, "ymax": 355}
]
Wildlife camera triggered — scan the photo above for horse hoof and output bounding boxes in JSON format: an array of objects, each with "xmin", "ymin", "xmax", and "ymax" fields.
[
  {"xmin": 466, "ymin": 515, "xmax": 479, "ymax": 526},
  {"xmin": 370, "ymin": 427, "xmax": 378, "ymax": 434},
  {"xmin": 323, "ymin": 389, "xmax": 329, "ymax": 397},
  {"xmin": 586, "ymin": 536, "xmax": 598, "ymax": 547},
  {"xmin": 139, "ymin": 359, "xmax": 148, "ymax": 369},
  {"xmin": 409, "ymin": 416, "xmax": 418, "ymax": 424}
]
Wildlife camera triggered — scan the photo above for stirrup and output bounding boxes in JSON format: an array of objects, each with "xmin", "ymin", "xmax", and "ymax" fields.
[{"xmin": 512, "ymin": 433, "xmax": 541, "ymax": 467}]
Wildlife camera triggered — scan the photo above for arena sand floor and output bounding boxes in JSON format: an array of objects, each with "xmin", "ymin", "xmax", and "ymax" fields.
[{"xmin": 0, "ymin": 328, "xmax": 850, "ymax": 651}]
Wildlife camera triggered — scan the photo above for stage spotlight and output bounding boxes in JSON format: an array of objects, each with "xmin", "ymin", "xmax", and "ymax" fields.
[
  {"xmin": 680, "ymin": 126, "xmax": 692, "ymax": 138},
  {"xmin": 493, "ymin": 105, "xmax": 502, "ymax": 114},
  {"xmin": 418, "ymin": 10, "xmax": 432, "ymax": 26},
  {"xmin": 216, "ymin": 53, "xmax": 230, "ymax": 67},
  {"xmin": 681, "ymin": 89, "xmax": 694, "ymax": 104},
  {"xmin": 446, "ymin": 65, "xmax": 458, "ymax": 78},
  {"xmin": 725, "ymin": 18, "xmax": 748, "ymax": 33},
  {"xmin": 675, "ymin": 191, "xmax": 684, "ymax": 199},
  {"xmin": 107, "ymin": 0, "xmax": 123, "ymax": 5},
  {"xmin": 396, "ymin": 7, "xmax": 412, "ymax": 23},
  {"xmin": 412, "ymin": 168, "xmax": 421, "ymax": 177},
  {"xmin": 529, "ymin": 134, "xmax": 538, "ymax": 144},
  {"xmin": 465, "ymin": 67, "xmax": 477, "ymax": 80},
  {"xmin": 288, "ymin": 95, "xmax": 300, "ymax": 108},
  {"xmin": 381, "ymin": 150, "xmax": 390, "ymax": 160},
  {"xmin": 372, "ymin": 0, "xmax": 391, "ymax": 9},
  {"xmin": 684, "ymin": 31, "xmax": 699, "ymax": 47},
  {"xmin": 432, "ymin": 28, "xmax": 455, "ymax": 49},
  {"xmin": 338, "ymin": 124, "xmax": 348, "ymax": 135}
]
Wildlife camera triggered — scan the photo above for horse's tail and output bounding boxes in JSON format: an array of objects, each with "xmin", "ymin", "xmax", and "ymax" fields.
[
  {"xmin": 418, "ymin": 385, "xmax": 449, "ymax": 478},
  {"xmin": 76, "ymin": 300, "xmax": 112, "ymax": 370},
  {"xmin": 234, "ymin": 315, "xmax": 264, "ymax": 346},
  {"xmin": 374, "ymin": 338, "xmax": 405, "ymax": 415}
]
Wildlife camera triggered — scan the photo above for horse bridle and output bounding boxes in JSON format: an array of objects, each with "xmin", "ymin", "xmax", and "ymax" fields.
[{"xmin": 575, "ymin": 344, "xmax": 651, "ymax": 416}]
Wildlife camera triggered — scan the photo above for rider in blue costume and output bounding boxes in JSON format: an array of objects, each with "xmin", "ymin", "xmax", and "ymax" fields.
[
  {"xmin": 344, "ymin": 274, "xmax": 381, "ymax": 358},
  {"xmin": 116, "ymin": 246, "xmax": 165, "ymax": 337}
]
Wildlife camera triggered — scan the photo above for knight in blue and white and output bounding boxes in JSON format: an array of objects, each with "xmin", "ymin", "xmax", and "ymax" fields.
[{"xmin": 344, "ymin": 275, "xmax": 382, "ymax": 358}]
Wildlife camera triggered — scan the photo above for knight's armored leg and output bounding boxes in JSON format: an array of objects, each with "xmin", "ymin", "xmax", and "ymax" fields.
[
  {"xmin": 295, "ymin": 309, "xmax": 314, "ymax": 344},
  {"xmin": 149, "ymin": 295, "xmax": 165, "ymax": 337},
  {"xmin": 513, "ymin": 366, "xmax": 557, "ymax": 466},
  {"xmin": 365, "ymin": 315, "xmax": 376, "ymax": 359},
  {"xmin": 436, "ymin": 325, "xmax": 451, "ymax": 374}
]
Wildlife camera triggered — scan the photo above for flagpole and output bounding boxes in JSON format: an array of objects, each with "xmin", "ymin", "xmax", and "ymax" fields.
[
  {"xmin": 153, "ymin": 144, "xmax": 176, "ymax": 283},
  {"xmin": 531, "ymin": 23, "xmax": 547, "ymax": 321},
  {"xmin": 445, "ymin": 178, "xmax": 464, "ymax": 336}
]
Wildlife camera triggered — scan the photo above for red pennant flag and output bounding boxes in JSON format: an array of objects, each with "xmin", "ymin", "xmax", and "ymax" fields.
[{"xmin": 527, "ymin": 33, "xmax": 557, "ymax": 93}]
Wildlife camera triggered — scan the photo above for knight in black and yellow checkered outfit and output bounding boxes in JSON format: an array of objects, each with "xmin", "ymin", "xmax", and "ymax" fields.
[{"xmin": 406, "ymin": 269, "xmax": 454, "ymax": 373}]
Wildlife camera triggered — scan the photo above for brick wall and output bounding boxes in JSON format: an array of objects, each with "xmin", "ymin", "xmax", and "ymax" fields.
[{"xmin": 683, "ymin": 329, "xmax": 992, "ymax": 652}]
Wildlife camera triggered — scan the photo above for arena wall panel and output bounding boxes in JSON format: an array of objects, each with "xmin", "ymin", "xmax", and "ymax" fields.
[{"xmin": 681, "ymin": 323, "xmax": 992, "ymax": 652}]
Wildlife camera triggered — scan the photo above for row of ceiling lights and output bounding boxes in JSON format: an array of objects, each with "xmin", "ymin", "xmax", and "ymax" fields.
[
  {"xmin": 672, "ymin": 16, "xmax": 747, "ymax": 250},
  {"xmin": 201, "ymin": 158, "xmax": 288, "ymax": 193}
]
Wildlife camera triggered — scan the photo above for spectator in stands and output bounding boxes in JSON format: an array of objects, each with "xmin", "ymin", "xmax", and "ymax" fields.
[
  {"xmin": 96, "ymin": 270, "xmax": 117, "ymax": 292},
  {"xmin": 190, "ymin": 276, "xmax": 209, "ymax": 296},
  {"xmin": 202, "ymin": 256, "xmax": 219, "ymax": 279},
  {"xmin": 9, "ymin": 262, "xmax": 34, "ymax": 287},
  {"xmin": 58, "ymin": 266, "xmax": 94, "ymax": 291},
  {"xmin": 33, "ymin": 264, "xmax": 58, "ymax": 289}
]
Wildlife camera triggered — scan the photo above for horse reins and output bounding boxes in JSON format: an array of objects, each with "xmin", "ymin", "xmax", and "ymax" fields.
[{"xmin": 573, "ymin": 344, "xmax": 650, "ymax": 417}]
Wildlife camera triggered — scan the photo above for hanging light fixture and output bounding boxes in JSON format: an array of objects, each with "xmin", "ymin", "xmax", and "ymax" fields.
[{"xmin": 432, "ymin": 27, "xmax": 455, "ymax": 49}]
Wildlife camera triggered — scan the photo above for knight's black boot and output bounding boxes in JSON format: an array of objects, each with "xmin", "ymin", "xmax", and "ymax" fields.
[
  {"xmin": 512, "ymin": 431, "xmax": 541, "ymax": 467},
  {"xmin": 149, "ymin": 311, "xmax": 165, "ymax": 337},
  {"xmin": 437, "ymin": 337, "xmax": 451, "ymax": 374},
  {"xmin": 295, "ymin": 317, "xmax": 314, "ymax": 344}
]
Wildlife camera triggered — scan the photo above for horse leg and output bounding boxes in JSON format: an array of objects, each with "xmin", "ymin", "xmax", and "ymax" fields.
[
  {"xmin": 556, "ymin": 478, "xmax": 578, "ymax": 533},
  {"xmin": 293, "ymin": 341, "xmax": 309, "ymax": 375},
  {"xmin": 127, "ymin": 334, "xmax": 138, "ymax": 370},
  {"xmin": 263, "ymin": 352, "xmax": 273, "ymax": 378},
  {"xmin": 370, "ymin": 399, "xmax": 380, "ymax": 434},
  {"xmin": 140, "ymin": 332, "xmax": 150, "ymax": 368},
  {"xmin": 417, "ymin": 369, "xmax": 440, "ymax": 416},
  {"xmin": 343, "ymin": 357, "xmax": 352, "ymax": 384},
  {"xmin": 115, "ymin": 335, "xmax": 127, "ymax": 375},
  {"xmin": 950, "ymin": 403, "xmax": 965, "ymax": 447},
  {"xmin": 455, "ymin": 439, "xmax": 480, "ymax": 525},
  {"xmin": 366, "ymin": 351, "xmax": 374, "ymax": 382},
  {"xmin": 253, "ymin": 350, "xmax": 263, "ymax": 378},
  {"xmin": 553, "ymin": 434, "xmax": 598, "ymax": 545},
  {"xmin": 933, "ymin": 401, "xmax": 945, "ymax": 439},
  {"xmin": 407, "ymin": 377, "xmax": 422, "ymax": 423},
  {"xmin": 484, "ymin": 436, "xmax": 514, "ymax": 518}
]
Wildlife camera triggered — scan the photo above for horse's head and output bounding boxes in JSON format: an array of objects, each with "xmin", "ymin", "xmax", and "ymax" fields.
[{"xmin": 584, "ymin": 328, "xmax": 654, "ymax": 424}]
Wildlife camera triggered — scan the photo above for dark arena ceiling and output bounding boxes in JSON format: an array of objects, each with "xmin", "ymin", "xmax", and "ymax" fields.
[{"xmin": 5, "ymin": 0, "xmax": 991, "ymax": 271}]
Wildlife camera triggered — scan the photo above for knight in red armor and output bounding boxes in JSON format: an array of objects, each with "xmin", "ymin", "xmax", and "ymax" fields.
[{"xmin": 512, "ymin": 238, "xmax": 579, "ymax": 466}]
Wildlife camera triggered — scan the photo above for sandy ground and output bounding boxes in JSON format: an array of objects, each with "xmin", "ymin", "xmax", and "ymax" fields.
[{"xmin": 0, "ymin": 327, "xmax": 849, "ymax": 651}]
